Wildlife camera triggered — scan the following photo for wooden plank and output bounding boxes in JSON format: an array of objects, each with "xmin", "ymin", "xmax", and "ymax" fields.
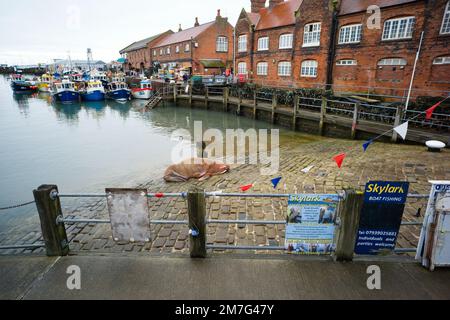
[{"xmin": 187, "ymin": 187, "xmax": 207, "ymax": 258}]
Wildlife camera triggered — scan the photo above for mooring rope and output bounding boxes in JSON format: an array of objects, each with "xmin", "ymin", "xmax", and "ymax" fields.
[{"xmin": 0, "ymin": 201, "xmax": 35, "ymax": 211}]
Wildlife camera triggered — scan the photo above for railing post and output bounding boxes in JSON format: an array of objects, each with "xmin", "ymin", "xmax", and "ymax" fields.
[
  {"xmin": 237, "ymin": 89, "xmax": 242, "ymax": 115},
  {"xmin": 223, "ymin": 87, "xmax": 229, "ymax": 112},
  {"xmin": 253, "ymin": 90, "xmax": 257, "ymax": 120},
  {"xmin": 33, "ymin": 185, "xmax": 69, "ymax": 257},
  {"xmin": 189, "ymin": 80, "xmax": 193, "ymax": 107},
  {"xmin": 205, "ymin": 86, "xmax": 209, "ymax": 109},
  {"xmin": 351, "ymin": 103, "xmax": 360, "ymax": 140},
  {"xmin": 271, "ymin": 93, "xmax": 277, "ymax": 124},
  {"xmin": 334, "ymin": 189, "xmax": 364, "ymax": 262},
  {"xmin": 293, "ymin": 94, "xmax": 299, "ymax": 131},
  {"xmin": 319, "ymin": 96, "xmax": 327, "ymax": 135},
  {"xmin": 392, "ymin": 105, "xmax": 405, "ymax": 142},
  {"xmin": 187, "ymin": 187, "xmax": 207, "ymax": 258},
  {"xmin": 173, "ymin": 84, "xmax": 177, "ymax": 105}
]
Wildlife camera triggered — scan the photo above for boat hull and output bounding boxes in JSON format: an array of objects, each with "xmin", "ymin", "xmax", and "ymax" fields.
[
  {"xmin": 11, "ymin": 81, "xmax": 38, "ymax": 92},
  {"xmin": 38, "ymin": 83, "xmax": 51, "ymax": 93},
  {"xmin": 107, "ymin": 89, "xmax": 131, "ymax": 101},
  {"xmin": 82, "ymin": 90, "xmax": 105, "ymax": 101},
  {"xmin": 53, "ymin": 90, "xmax": 80, "ymax": 103},
  {"xmin": 132, "ymin": 88, "xmax": 152, "ymax": 99}
]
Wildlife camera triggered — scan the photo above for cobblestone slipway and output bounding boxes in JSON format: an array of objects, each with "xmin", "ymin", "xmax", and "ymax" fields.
[{"xmin": 1, "ymin": 136, "xmax": 448, "ymax": 256}]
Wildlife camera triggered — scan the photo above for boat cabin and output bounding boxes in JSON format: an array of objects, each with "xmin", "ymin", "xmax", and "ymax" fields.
[
  {"xmin": 87, "ymin": 81, "xmax": 103, "ymax": 89},
  {"xmin": 107, "ymin": 82, "xmax": 128, "ymax": 91},
  {"xmin": 54, "ymin": 81, "xmax": 76, "ymax": 92}
]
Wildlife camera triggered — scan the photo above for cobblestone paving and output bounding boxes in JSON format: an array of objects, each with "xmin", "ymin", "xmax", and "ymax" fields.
[{"xmin": 1, "ymin": 136, "xmax": 448, "ymax": 256}]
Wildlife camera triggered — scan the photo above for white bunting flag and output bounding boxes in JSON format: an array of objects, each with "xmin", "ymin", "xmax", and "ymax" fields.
[
  {"xmin": 301, "ymin": 165, "xmax": 314, "ymax": 173},
  {"xmin": 394, "ymin": 122, "xmax": 409, "ymax": 140}
]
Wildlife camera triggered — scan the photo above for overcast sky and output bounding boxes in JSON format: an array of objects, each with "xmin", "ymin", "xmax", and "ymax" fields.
[{"xmin": 0, "ymin": 0, "xmax": 247, "ymax": 66}]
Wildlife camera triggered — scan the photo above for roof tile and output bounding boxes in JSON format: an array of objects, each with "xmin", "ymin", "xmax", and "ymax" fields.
[
  {"xmin": 154, "ymin": 21, "xmax": 216, "ymax": 47},
  {"xmin": 339, "ymin": 0, "xmax": 419, "ymax": 16},
  {"xmin": 255, "ymin": 0, "xmax": 302, "ymax": 31}
]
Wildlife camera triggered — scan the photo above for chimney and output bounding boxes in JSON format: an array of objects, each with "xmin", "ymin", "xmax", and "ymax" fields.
[
  {"xmin": 269, "ymin": 0, "xmax": 284, "ymax": 8},
  {"xmin": 217, "ymin": 9, "xmax": 221, "ymax": 17},
  {"xmin": 250, "ymin": 0, "xmax": 265, "ymax": 13},
  {"xmin": 178, "ymin": 24, "xmax": 182, "ymax": 32},
  {"xmin": 194, "ymin": 17, "xmax": 199, "ymax": 27}
]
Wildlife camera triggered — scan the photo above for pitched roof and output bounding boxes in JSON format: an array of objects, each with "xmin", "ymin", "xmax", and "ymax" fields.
[
  {"xmin": 339, "ymin": 0, "xmax": 419, "ymax": 16},
  {"xmin": 120, "ymin": 31, "xmax": 172, "ymax": 53},
  {"xmin": 247, "ymin": 12, "xmax": 261, "ymax": 26},
  {"xmin": 154, "ymin": 21, "xmax": 216, "ymax": 47},
  {"xmin": 255, "ymin": 0, "xmax": 302, "ymax": 31}
]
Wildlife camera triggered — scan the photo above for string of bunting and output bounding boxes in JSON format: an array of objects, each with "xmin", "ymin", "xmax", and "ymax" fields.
[
  {"xmin": 236, "ymin": 96, "xmax": 448, "ymax": 191},
  {"xmin": 332, "ymin": 96, "xmax": 449, "ymax": 169}
]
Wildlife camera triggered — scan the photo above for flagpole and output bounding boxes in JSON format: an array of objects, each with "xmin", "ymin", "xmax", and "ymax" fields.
[{"xmin": 405, "ymin": 31, "xmax": 424, "ymax": 111}]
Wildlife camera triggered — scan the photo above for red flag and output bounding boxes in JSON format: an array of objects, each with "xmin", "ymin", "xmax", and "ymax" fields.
[
  {"xmin": 425, "ymin": 101, "xmax": 443, "ymax": 120},
  {"xmin": 240, "ymin": 184, "xmax": 253, "ymax": 192},
  {"xmin": 333, "ymin": 153, "xmax": 346, "ymax": 169}
]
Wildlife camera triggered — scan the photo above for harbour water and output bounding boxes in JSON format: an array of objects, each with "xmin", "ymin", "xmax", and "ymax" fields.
[{"xmin": 0, "ymin": 75, "xmax": 320, "ymax": 232}]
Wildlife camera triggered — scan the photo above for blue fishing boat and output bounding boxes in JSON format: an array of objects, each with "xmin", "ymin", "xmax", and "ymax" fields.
[
  {"xmin": 106, "ymin": 82, "xmax": 131, "ymax": 102},
  {"xmin": 80, "ymin": 80, "xmax": 105, "ymax": 101},
  {"xmin": 52, "ymin": 78, "xmax": 80, "ymax": 103}
]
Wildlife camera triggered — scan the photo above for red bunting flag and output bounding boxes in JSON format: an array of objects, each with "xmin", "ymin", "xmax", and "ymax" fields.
[
  {"xmin": 333, "ymin": 153, "xmax": 346, "ymax": 169},
  {"xmin": 240, "ymin": 184, "xmax": 253, "ymax": 192},
  {"xmin": 425, "ymin": 101, "xmax": 443, "ymax": 120}
]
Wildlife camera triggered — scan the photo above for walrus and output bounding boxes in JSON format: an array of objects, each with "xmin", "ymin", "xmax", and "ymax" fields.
[{"xmin": 164, "ymin": 158, "xmax": 230, "ymax": 182}]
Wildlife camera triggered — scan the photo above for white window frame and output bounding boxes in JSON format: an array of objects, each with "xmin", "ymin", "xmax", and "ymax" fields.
[
  {"xmin": 257, "ymin": 37, "xmax": 269, "ymax": 51},
  {"xmin": 160, "ymin": 49, "xmax": 163, "ymax": 55},
  {"xmin": 166, "ymin": 47, "xmax": 171, "ymax": 54},
  {"xmin": 338, "ymin": 24, "xmax": 362, "ymax": 44},
  {"xmin": 278, "ymin": 61, "xmax": 291, "ymax": 77},
  {"xmin": 185, "ymin": 43, "xmax": 190, "ymax": 52},
  {"xmin": 238, "ymin": 35, "xmax": 248, "ymax": 52},
  {"xmin": 279, "ymin": 34, "xmax": 293, "ymax": 49},
  {"xmin": 153, "ymin": 50, "xmax": 156, "ymax": 56},
  {"xmin": 303, "ymin": 22, "xmax": 321, "ymax": 47},
  {"xmin": 301, "ymin": 60, "xmax": 318, "ymax": 77},
  {"xmin": 382, "ymin": 16, "xmax": 415, "ymax": 40},
  {"xmin": 237, "ymin": 62, "xmax": 247, "ymax": 75},
  {"xmin": 441, "ymin": 1, "xmax": 450, "ymax": 34},
  {"xmin": 176, "ymin": 46, "xmax": 180, "ymax": 53},
  {"xmin": 336, "ymin": 59, "xmax": 357, "ymax": 66},
  {"xmin": 377, "ymin": 58, "xmax": 407, "ymax": 66},
  {"xmin": 216, "ymin": 36, "xmax": 228, "ymax": 52},
  {"xmin": 256, "ymin": 62, "xmax": 268, "ymax": 76},
  {"xmin": 433, "ymin": 56, "xmax": 450, "ymax": 64}
]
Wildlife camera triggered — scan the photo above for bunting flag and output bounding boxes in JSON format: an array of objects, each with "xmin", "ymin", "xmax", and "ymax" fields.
[
  {"xmin": 240, "ymin": 184, "xmax": 254, "ymax": 192},
  {"xmin": 301, "ymin": 165, "xmax": 314, "ymax": 173},
  {"xmin": 425, "ymin": 101, "xmax": 443, "ymax": 120},
  {"xmin": 393, "ymin": 122, "xmax": 409, "ymax": 140},
  {"xmin": 271, "ymin": 177, "xmax": 282, "ymax": 189},
  {"xmin": 333, "ymin": 153, "xmax": 346, "ymax": 169},
  {"xmin": 363, "ymin": 140, "xmax": 373, "ymax": 152}
]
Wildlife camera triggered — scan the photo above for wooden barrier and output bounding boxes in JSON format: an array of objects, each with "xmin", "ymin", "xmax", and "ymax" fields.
[
  {"xmin": 33, "ymin": 185, "xmax": 69, "ymax": 257},
  {"xmin": 187, "ymin": 187, "xmax": 207, "ymax": 258}
]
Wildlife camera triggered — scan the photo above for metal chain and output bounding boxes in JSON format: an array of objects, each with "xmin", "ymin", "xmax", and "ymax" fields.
[{"xmin": 0, "ymin": 201, "xmax": 35, "ymax": 211}]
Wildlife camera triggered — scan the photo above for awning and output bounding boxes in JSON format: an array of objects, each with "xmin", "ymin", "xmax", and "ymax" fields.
[
  {"xmin": 117, "ymin": 58, "xmax": 127, "ymax": 63},
  {"xmin": 199, "ymin": 59, "xmax": 225, "ymax": 68}
]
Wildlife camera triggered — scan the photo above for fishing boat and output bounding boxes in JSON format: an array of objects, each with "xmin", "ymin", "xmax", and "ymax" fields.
[
  {"xmin": 52, "ymin": 78, "xmax": 80, "ymax": 103},
  {"xmin": 37, "ymin": 73, "xmax": 53, "ymax": 93},
  {"xmin": 90, "ymin": 70, "xmax": 109, "ymax": 87},
  {"xmin": 131, "ymin": 79, "xmax": 153, "ymax": 99},
  {"xmin": 10, "ymin": 74, "xmax": 38, "ymax": 93},
  {"xmin": 80, "ymin": 80, "xmax": 105, "ymax": 101},
  {"xmin": 106, "ymin": 81, "xmax": 131, "ymax": 102}
]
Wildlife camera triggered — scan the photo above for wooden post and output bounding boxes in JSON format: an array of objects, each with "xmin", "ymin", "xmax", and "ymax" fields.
[
  {"xmin": 351, "ymin": 103, "xmax": 360, "ymax": 140},
  {"xmin": 293, "ymin": 94, "xmax": 299, "ymax": 131},
  {"xmin": 189, "ymin": 80, "xmax": 193, "ymax": 107},
  {"xmin": 392, "ymin": 105, "xmax": 405, "ymax": 142},
  {"xmin": 187, "ymin": 187, "xmax": 207, "ymax": 258},
  {"xmin": 173, "ymin": 84, "xmax": 178, "ymax": 105},
  {"xmin": 319, "ymin": 96, "xmax": 327, "ymax": 135},
  {"xmin": 334, "ymin": 189, "xmax": 364, "ymax": 262},
  {"xmin": 205, "ymin": 86, "xmax": 209, "ymax": 109},
  {"xmin": 237, "ymin": 90, "xmax": 242, "ymax": 115},
  {"xmin": 33, "ymin": 185, "xmax": 69, "ymax": 257},
  {"xmin": 253, "ymin": 90, "xmax": 257, "ymax": 120},
  {"xmin": 223, "ymin": 87, "xmax": 229, "ymax": 112},
  {"xmin": 271, "ymin": 93, "xmax": 277, "ymax": 124}
]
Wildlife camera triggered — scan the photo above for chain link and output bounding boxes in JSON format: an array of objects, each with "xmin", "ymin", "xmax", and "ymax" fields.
[{"xmin": 0, "ymin": 201, "xmax": 35, "ymax": 211}]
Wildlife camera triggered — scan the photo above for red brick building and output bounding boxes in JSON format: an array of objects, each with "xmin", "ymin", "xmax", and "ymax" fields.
[
  {"xmin": 152, "ymin": 10, "xmax": 234, "ymax": 76},
  {"xmin": 120, "ymin": 31, "xmax": 173, "ymax": 72},
  {"xmin": 235, "ymin": 0, "xmax": 450, "ymax": 97}
]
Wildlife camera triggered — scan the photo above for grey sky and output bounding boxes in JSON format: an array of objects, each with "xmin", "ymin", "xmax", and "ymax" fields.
[{"xmin": 0, "ymin": 0, "xmax": 248, "ymax": 66}]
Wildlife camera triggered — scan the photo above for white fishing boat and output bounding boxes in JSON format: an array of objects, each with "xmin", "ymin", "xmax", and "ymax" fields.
[{"xmin": 131, "ymin": 79, "xmax": 153, "ymax": 99}]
